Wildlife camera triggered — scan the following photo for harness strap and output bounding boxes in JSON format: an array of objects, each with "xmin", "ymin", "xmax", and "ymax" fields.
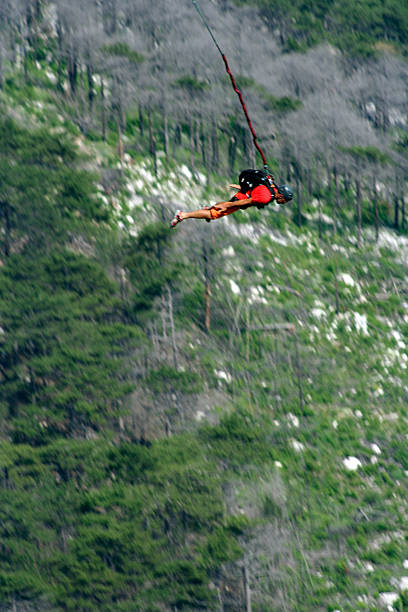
[{"xmin": 270, "ymin": 180, "xmax": 280, "ymax": 199}]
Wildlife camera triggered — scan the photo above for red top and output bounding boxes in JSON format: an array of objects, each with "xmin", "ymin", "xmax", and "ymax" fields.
[{"xmin": 234, "ymin": 184, "xmax": 272, "ymax": 205}]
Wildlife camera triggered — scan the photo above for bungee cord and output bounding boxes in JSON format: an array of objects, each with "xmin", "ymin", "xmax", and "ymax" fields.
[{"xmin": 191, "ymin": 0, "xmax": 269, "ymax": 170}]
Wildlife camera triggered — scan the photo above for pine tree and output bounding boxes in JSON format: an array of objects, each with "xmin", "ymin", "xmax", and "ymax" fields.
[{"xmin": 0, "ymin": 252, "xmax": 138, "ymax": 443}]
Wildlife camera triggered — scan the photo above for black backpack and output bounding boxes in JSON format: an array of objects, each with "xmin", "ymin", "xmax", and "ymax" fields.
[{"xmin": 238, "ymin": 169, "xmax": 275, "ymax": 208}]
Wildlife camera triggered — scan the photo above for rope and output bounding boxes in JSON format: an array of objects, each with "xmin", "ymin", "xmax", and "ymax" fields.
[{"xmin": 191, "ymin": 0, "xmax": 269, "ymax": 169}]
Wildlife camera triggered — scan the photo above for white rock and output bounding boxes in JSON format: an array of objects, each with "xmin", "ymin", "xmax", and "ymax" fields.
[
  {"xmin": 180, "ymin": 165, "xmax": 193, "ymax": 180},
  {"xmin": 215, "ymin": 370, "xmax": 232, "ymax": 384},
  {"xmin": 339, "ymin": 272, "xmax": 355, "ymax": 286},
  {"xmin": 287, "ymin": 413, "xmax": 299, "ymax": 427},
  {"xmin": 230, "ymin": 279, "xmax": 240, "ymax": 295},
  {"xmin": 379, "ymin": 592, "xmax": 399, "ymax": 607},
  {"xmin": 391, "ymin": 330, "xmax": 405, "ymax": 349},
  {"xmin": 291, "ymin": 440, "xmax": 304, "ymax": 452},
  {"xmin": 371, "ymin": 443, "xmax": 381, "ymax": 455},
  {"xmin": 129, "ymin": 195, "xmax": 144, "ymax": 207},
  {"xmin": 343, "ymin": 456, "xmax": 362, "ymax": 471},
  {"xmin": 354, "ymin": 312, "xmax": 369, "ymax": 335},
  {"xmin": 399, "ymin": 576, "xmax": 408, "ymax": 590},
  {"xmin": 274, "ymin": 461, "xmax": 283, "ymax": 468},
  {"xmin": 311, "ymin": 307, "xmax": 326, "ymax": 320},
  {"xmin": 45, "ymin": 69, "xmax": 57, "ymax": 84},
  {"xmin": 403, "ymin": 560, "xmax": 408, "ymax": 569},
  {"xmin": 222, "ymin": 246, "xmax": 235, "ymax": 257},
  {"xmin": 374, "ymin": 385, "xmax": 384, "ymax": 397},
  {"xmin": 195, "ymin": 411, "xmax": 205, "ymax": 421}
]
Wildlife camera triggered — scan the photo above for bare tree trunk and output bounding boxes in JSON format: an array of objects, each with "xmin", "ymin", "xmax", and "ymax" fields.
[
  {"xmin": 355, "ymin": 177, "xmax": 362, "ymax": 248},
  {"xmin": 295, "ymin": 168, "xmax": 302, "ymax": 227},
  {"xmin": 228, "ymin": 135, "xmax": 237, "ymax": 174},
  {"xmin": 306, "ymin": 165, "xmax": 313, "ymax": 199},
  {"xmin": 163, "ymin": 106, "xmax": 169, "ymax": 163},
  {"xmin": 344, "ymin": 171, "xmax": 351, "ymax": 193},
  {"xmin": 318, "ymin": 197, "xmax": 323, "ymax": 240},
  {"xmin": 394, "ymin": 193, "xmax": 399, "ymax": 230},
  {"xmin": 242, "ymin": 564, "xmax": 252, "ymax": 612},
  {"xmin": 0, "ymin": 200, "xmax": 11, "ymax": 258},
  {"xmin": 67, "ymin": 44, "xmax": 78, "ymax": 96},
  {"xmin": 173, "ymin": 123, "xmax": 182, "ymax": 153},
  {"xmin": 103, "ymin": 0, "xmax": 117, "ymax": 34},
  {"xmin": 372, "ymin": 173, "xmax": 379, "ymax": 242},
  {"xmin": 200, "ymin": 121, "xmax": 207, "ymax": 166},
  {"xmin": 333, "ymin": 247, "xmax": 340, "ymax": 314},
  {"xmin": 273, "ymin": 334, "xmax": 280, "ymax": 412},
  {"xmin": 56, "ymin": 20, "xmax": 64, "ymax": 92},
  {"xmin": 201, "ymin": 121, "xmax": 211, "ymax": 185},
  {"xmin": 118, "ymin": 122, "xmax": 124, "ymax": 167},
  {"xmin": 394, "ymin": 171, "xmax": 400, "ymax": 230},
  {"xmin": 293, "ymin": 333, "xmax": 304, "ymax": 413},
  {"xmin": 189, "ymin": 115, "xmax": 195, "ymax": 175},
  {"xmin": 245, "ymin": 301, "xmax": 250, "ymax": 362},
  {"xmin": 161, "ymin": 292, "xmax": 168, "ymax": 341},
  {"xmin": 168, "ymin": 286, "xmax": 178, "ymax": 369},
  {"xmin": 100, "ymin": 76, "xmax": 107, "ymax": 141},
  {"xmin": 148, "ymin": 106, "xmax": 157, "ymax": 176},
  {"xmin": 203, "ymin": 242, "xmax": 211, "ymax": 333},
  {"xmin": 87, "ymin": 62, "xmax": 94, "ymax": 114},
  {"xmin": 249, "ymin": 140, "xmax": 256, "ymax": 169},
  {"xmin": 333, "ymin": 164, "xmax": 339, "ymax": 238},
  {"xmin": 216, "ymin": 585, "xmax": 224, "ymax": 611},
  {"xmin": 23, "ymin": 44, "xmax": 29, "ymax": 83},
  {"xmin": 138, "ymin": 102, "xmax": 144, "ymax": 137},
  {"xmin": 0, "ymin": 47, "xmax": 3, "ymax": 90},
  {"xmin": 211, "ymin": 119, "xmax": 219, "ymax": 169}
]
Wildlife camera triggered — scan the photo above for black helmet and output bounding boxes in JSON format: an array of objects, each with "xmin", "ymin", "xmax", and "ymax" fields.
[{"xmin": 277, "ymin": 185, "xmax": 294, "ymax": 202}]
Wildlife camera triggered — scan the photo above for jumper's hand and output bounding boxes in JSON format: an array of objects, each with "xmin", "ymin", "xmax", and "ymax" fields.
[
  {"xmin": 228, "ymin": 184, "xmax": 240, "ymax": 190},
  {"xmin": 213, "ymin": 203, "xmax": 229, "ymax": 213}
]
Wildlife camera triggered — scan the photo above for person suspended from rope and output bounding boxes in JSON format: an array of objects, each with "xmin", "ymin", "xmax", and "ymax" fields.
[
  {"xmin": 170, "ymin": 168, "xmax": 293, "ymax": 227},
  {"xmin": 170, "ymin": 2, "xmax": 294, "ymax": 228}
]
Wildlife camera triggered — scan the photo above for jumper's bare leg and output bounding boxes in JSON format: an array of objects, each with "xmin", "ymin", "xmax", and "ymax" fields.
[{"xmin": 179, "ymin": 208, "xmax": 213, "ymax": 220}]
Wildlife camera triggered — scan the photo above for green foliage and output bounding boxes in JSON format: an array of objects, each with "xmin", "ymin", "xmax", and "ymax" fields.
[
  {"xmin": 246, "ymin": 0, "xmax": 408, "ymax": 52},
  {"xmin": 0, "ymin": 117, "xmax": 107, "ymax": 257},
  {"xmin": 2, "ymin": 21, "xmax": 408, "ymax": 612},
  {"xmin": 124, "ymin": 222, "xmax": 179, "ymax": 320},
  {"xmin": 101, "ymin": 42, "xmax": 145, "ymax": 64},
  {"xmin": 0, "ymin": 437, "xmax": 243, "ymax": 611},
  {"xmin": 396, "ymin": 591, "xmax": 408, "ymax": 610},
  {"xmin": 361, "ymin": 198, "xmax": 391, "ymax": 226},
  {"xmin": 263, "ymin": 94, "xmax": 302, "ymax": 113},
  {"xmin": 342, "ymin": 145, "xmax": 390, "ymax": 165},
  {"xmin": 144, "ymin": 365, "xmax": 202, "ymax": 394},
  {"xmin": 172, "ymin": 75, "xmax": 210, "ymax": 93},
  {"xmin": 0, "ymin": 252, "xmax": 137, "ymax": 443}
]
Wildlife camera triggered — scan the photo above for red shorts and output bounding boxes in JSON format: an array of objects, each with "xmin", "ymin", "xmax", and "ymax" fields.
[{"xmin": 209, "ymin": 185, "xmax": 272, "ymax": 219}]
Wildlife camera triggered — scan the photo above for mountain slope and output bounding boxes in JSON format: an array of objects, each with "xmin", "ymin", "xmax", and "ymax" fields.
[{"xmin": 0, "ymin": 8, "xmax": 408, "ymax": 612}]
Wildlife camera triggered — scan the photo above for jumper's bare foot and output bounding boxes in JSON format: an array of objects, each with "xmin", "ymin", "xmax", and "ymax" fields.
[{"xmin": 170, "ymin": 210, "xmax": 182, "ymax": 228}]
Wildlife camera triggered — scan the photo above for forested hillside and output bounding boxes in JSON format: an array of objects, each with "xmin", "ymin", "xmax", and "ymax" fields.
[{"xmin": 0, "ymin": 1, "xmax": 408, "ymax": 611}]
